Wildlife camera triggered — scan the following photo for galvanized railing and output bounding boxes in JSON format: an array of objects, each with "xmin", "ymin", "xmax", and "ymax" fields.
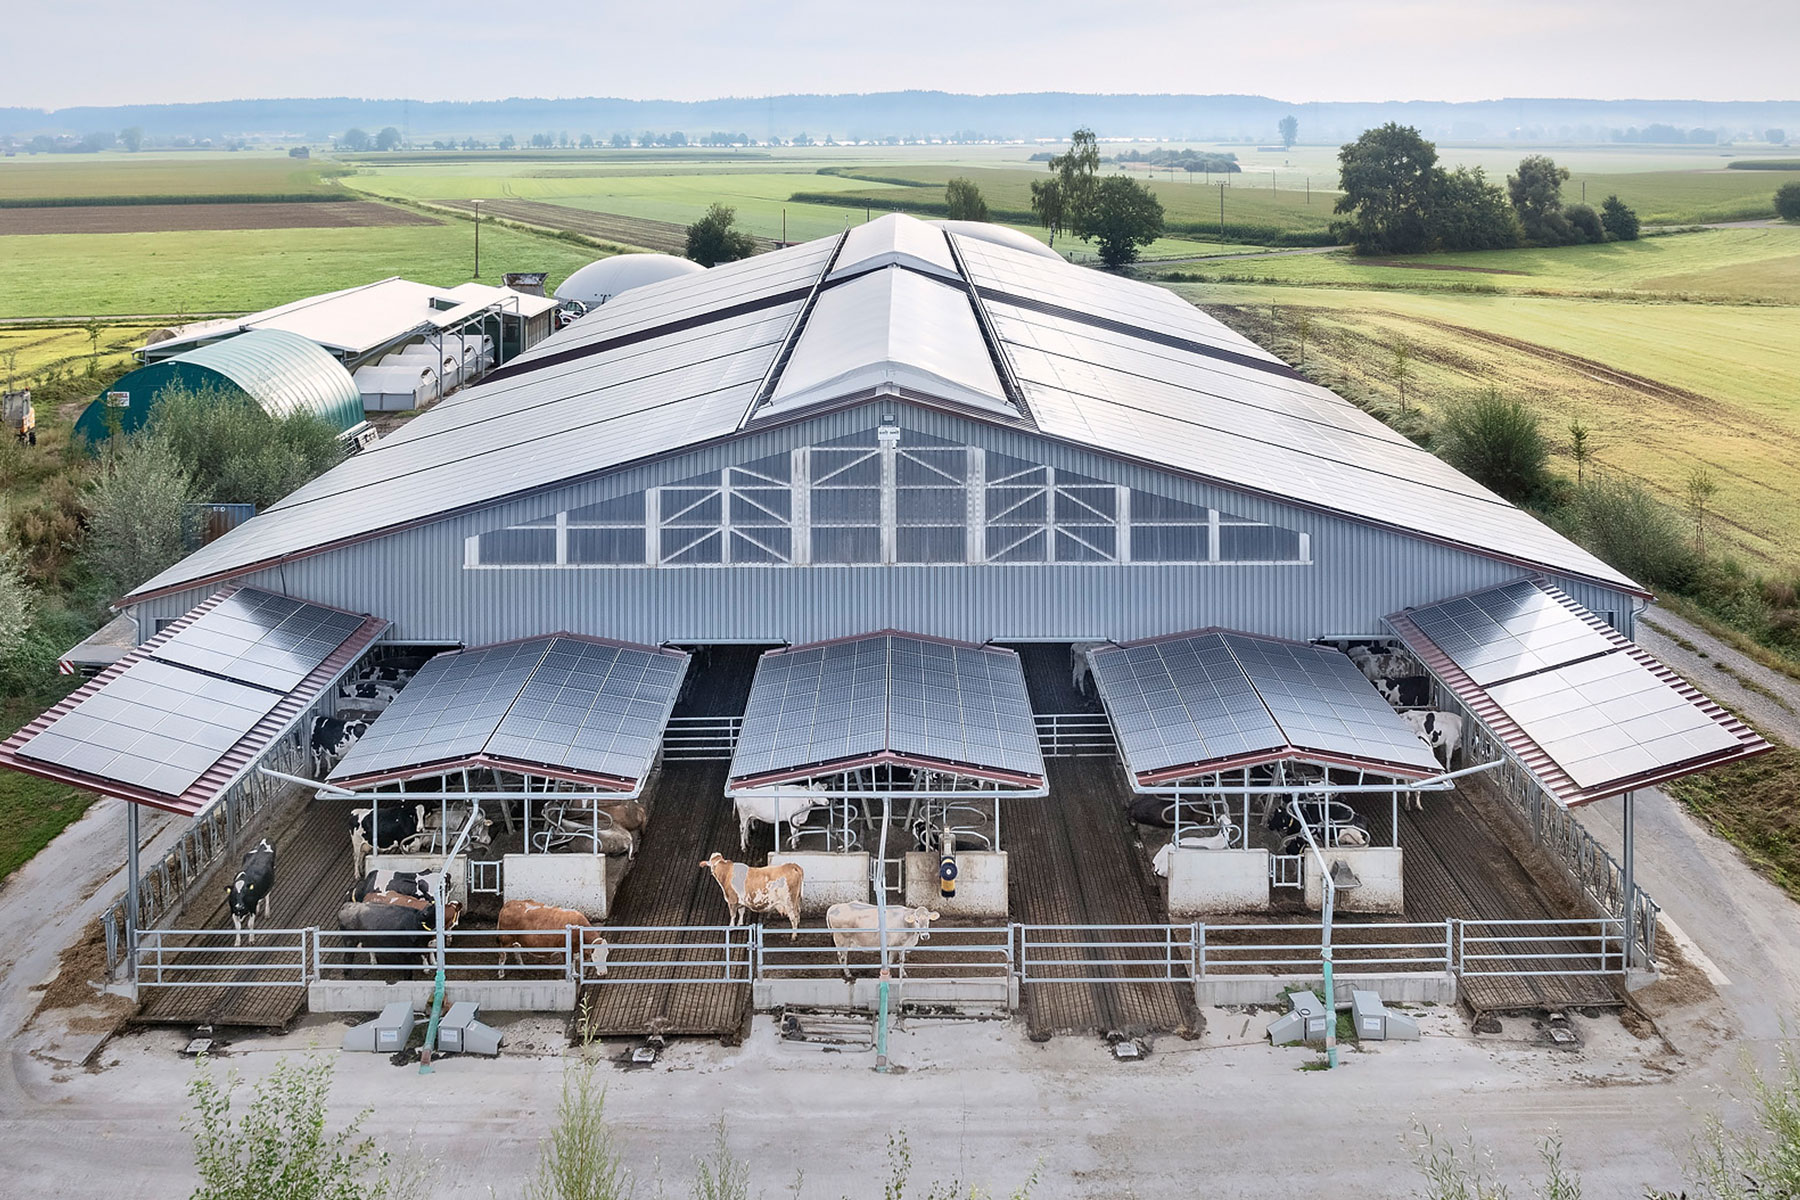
[
  {"xmin": 661, "ymin": 716, "xmax": 742, "ymax": 761},
  {"xmin": 1196, "ymin": 922, "xmax": 1453, "ymax": 976},
  {"xmin": 1033, "ymin": 713, "xmax": 1117, "ymax": 758},
  {"xmin": 574, "ymin": 924, "xmax": 754, "ymax": 985},
  {"xmin": 313, "ymin": 928, "xmax": 581, "ymax": 981},
  {"xmin": 135, "ymin": 928, "xmax": 312, "ymax": 989},
  {"xmin": 1455, "ymin": 918, "xmax": 1627, "ymax": 978},
  {"xmin": 756, "ymin": 925, "xmax": 1013, "ymax": 980},
  {"xmin": 1015, "ymin": 923, "xmax": 1196, "ymax": 983}
]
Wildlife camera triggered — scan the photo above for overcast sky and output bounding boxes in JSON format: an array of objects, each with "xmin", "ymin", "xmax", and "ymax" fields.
[{"xmin": 6, "ymin": 0, "xmax": 1796, "ymax": 110}]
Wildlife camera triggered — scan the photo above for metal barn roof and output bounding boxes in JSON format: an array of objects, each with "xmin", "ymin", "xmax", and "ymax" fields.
[
  {"xmin": 728, "ymin": 632, "xmax": 1045, "ymax": 789},
  {"xmin": 0, "ymin": 588, "xmax": 387, "ymax": 816},
  {"xmin": 326, "ymin": 635, "xmax": 690, "ymax": 791},
  {"xmin": 75, "ymin": 329, "xmax": 366, "ymax": 443},
  {"xmin": 1088, "ymin": 630, "xmax": 1445, "ymax": 785},
  {"xmin": 123, "ymin": 215, "xmax": 1639, "ymax": 604},
  {"xmin": 1387, "ymin": 581, "xmax": 1771, "ymax": 806}
]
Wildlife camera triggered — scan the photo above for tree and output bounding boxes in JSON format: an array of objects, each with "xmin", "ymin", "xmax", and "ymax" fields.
[
  {"xmin": 578, "ymin": 133, "xmax": 594, "ymax": 149},
  {"xmin": 1087, "ymin": 175, "xmax": 1165, "ymax": 267},
  {"xmin": 943, "ymin": 177, "xmax": 989, "ymax": 222},
  {"xmin": 0, "ymin": 537, "xmax": 34, "ymax": 666},
  {"xmin": 119, "ymin": 126, "xmax": 143, "ymax": 152},
  {"xmin": 1389, "ymin": 339, "xmax": 1414, "ymax": 410},
  {"xmin": 1279, "ymin": 115, "xmax": 1298, "ymax": 150},
  {"xmin": 1777, "ymin": 182, "xmax": 1800, "ymax": 222},
  {"xmin": 1436, "ymin": 390, "xmax": 1552, "ymax": 504},
  {"xmin": 375, "ymin": 126, "xmax": 402, "ymax": 151},
  {"xmin": 1428, "ymin": 166, "xmax": 1519, "ymax": 251},
  {"xmin": 150, "ymin": 383, "xmax": 343, "ymax": 510},
  {"xmin": 1333, "ymin": 123, "xmax": 1440, "ymax": 255},
  {"xmin": 1029, "ymin": 178, "xmax": 1067, "ymax": 247},
  {"xmin": 1685, "ymin": 466, "xmax": 1718, "ymax": 551},
  {"xmin": 339, "ymin": 127, "xmax": 372, "ymax": 152},
  {"xmin": 1768, "ymin": 128, "xmax": 1788, "ymax": 145},
  {"xmin": 685, "ymin": 203, "xmax": 757, "ymax": 267},
  {"xmin": 1033, "ymin": 128, "xmax": 1101, "ymax": 245},
  {"xmin": 1567, "ymin": 418, "xmax": 1593, "ymax": 486},
  {"xmin": 1508, "ymin": 154, "xmax": 1573, "ymax": 245},
  {"xmin": 1565, "ymin": 202, "xmax": 1605, "ymax": 244},
  {"xmin": 498, "ymin": 134, "xmax": 516, "ymax": 150},
  {"xmin": 83, "ymin": 431, "xmax": 192, "ymax": 594},
  {"xmin": 1599, "ymin": 194, "xmax": 1640, "ymax": 241},
  {"xmin": 82, "ymin": 317, "xmax": 105, "ymax": 375}
]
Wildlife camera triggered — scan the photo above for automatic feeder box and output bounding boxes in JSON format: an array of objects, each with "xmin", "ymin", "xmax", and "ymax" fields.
[
  {"xmin": 435, "ymin": 1001, "xmax": 503, "ymax": 1056},
  {"xmin": 1350, "ymin": 989, "xmax": 1420, "ymax": 1041},
  {"xmin": 344, "ymin": 1002, "xmax": 415, "ymax": 1053},
  {"xmin": 1267, "ymin": 989, "xmax": 1330, "ymax": 1045}
]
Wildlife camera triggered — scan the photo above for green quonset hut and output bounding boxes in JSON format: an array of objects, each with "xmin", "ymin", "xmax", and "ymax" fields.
[{"xmin": 76, "ymin": 329, "xmax": 370, "ymax": 449}]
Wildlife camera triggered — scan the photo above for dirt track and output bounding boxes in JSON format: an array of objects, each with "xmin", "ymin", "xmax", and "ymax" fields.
[
  {"xmin": 438, "ymin": 198, "xmax": 779, "ymax": 255},
  {"xmin": 0, "ymin": 201, "xmax": 440, "ymax": 236}
]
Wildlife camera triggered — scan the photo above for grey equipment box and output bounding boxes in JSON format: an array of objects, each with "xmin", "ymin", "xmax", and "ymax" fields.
[
  {"xmin": 1350, "ymin": 989, "xmax": 1419, "ymax": 1041},
  {"xmin": 344, "ymin": 1002, "xmax": 415, "ymax": 1053},
  {"xmin": 1267, "ymin": 989, "xmax": 1330, "ymax": 1045},
  {"xmin": 435, "ymin": 1001, "xmax": 503, "ymax": 1056}
]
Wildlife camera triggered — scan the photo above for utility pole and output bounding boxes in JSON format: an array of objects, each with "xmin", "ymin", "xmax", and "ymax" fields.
[
  {"xmin": 1219, "ymin": 183, "xmax": 1226, "ymax": 238},
  {"xmin": 472, "ymin": 198, "xmax": 482, "ymax": 279}
]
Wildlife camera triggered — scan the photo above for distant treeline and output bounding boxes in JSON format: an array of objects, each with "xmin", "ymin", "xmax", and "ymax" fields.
[
  {"xmin": 1727, "ymin": 159, "xmax": 1800, "ymax": 170},
  {"xmin": 0, "ymin": 193, "xmax": 353, "ymax": 208}
]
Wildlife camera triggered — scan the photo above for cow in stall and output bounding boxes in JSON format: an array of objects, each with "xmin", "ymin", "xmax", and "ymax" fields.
[
  {"xmin": 334, "ymin": 898, "xmax": 463, "ymax": 970},
  {"xmin": 398, "ymin": 802, "xmax": 493, "ymax": 855},
  {"xmin": 309, "ymin": 716, "xmax": 369, "ymax": 774},
  {"xmin": 338, "ymin": 679, "xmax": 403, "ymax": 710},
  {"xmin": 349, "ymin": 868, "xmax": 440, "ymax": 903},
  {"xmin": 824, "ymin": 901, "xmax": 940, "ymax": 981},
  {"xmin": 496, "ymin": 898, "xmax": 609, "ymax": 979},
  {"xmin": 225, "ymin": 839, "xmax": 276, "ymax": 946},
  {"xmin": 1374, "ymin": 675, "xmax": 1434, "ymax": 708},
  {"xmin": 732, "ymin": 782, "xmax": 830, "ymax": 850},
  {"xmin": 535, "ymin": 799, "xmax": 640, "ymax": 856},
  {"xmin": 1347, "ymin": 645, "xmax": 1416, "ymax": 683},
  {"xmin": 349, "ymin": 803, "xmax": 424, "ymax": 882},
  {"xmin": 1403, "ymin": 710, "xmax": 1464, "ymax": 769},
  {"xmin": 1267, "ymin": 796, "xmax": 1372, "ymax": 848},
  {"xmin": 701, "ymin": 853, "xmax": 804, "ymax": 937},
  {"xmin": 1151, "ymin": 828, "xmax": 1239, "ymax": 877},
  {"xmin": 1070, "ymin": 642, "xmax": 1109, "ymax": 698}
]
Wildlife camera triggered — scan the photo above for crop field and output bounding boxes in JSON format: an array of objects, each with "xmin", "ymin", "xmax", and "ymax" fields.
[
  {"xmin": 0, "ymin": 218, "xmax": 599, "ymax": 318},
  {"xmin": 1, "ymin": 323, "xmax": 163, "ymax": 380},
  {"xmin": 0, "ymin": 200, "xmax": 437, "ymax": 235},
  {"xmin": 0, "ymin": 152, "xmax": 347, "ymax": 201}
]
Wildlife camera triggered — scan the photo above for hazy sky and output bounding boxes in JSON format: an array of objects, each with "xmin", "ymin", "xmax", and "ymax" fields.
[{"xmin": 6, "ymin": 0, "xmax": 1796, "ymax": 109}]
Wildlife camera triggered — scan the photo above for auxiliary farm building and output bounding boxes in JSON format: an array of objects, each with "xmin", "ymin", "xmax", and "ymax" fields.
[{"xmin": 0, "ymin": 216, "xmax": 1768, "ymax": 1040}]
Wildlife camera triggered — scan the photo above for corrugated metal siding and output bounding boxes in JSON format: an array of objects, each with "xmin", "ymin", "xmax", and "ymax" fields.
[{"xmin": 132, "ymin": 401, "xmax": 1642, "ymax": 648}]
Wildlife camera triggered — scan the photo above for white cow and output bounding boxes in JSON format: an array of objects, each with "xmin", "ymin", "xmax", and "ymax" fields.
[
  {"xmin": 1070, "ymin": 642, "xmax": 1109, "ymax": 697},
  {"xmin": 1403, "ymin": 709, "xmax": 1465, "ymax": 769},
  {"xmin": 732, "ymin": 782, "xmax": 831, "ymax": 850},
  {"xmin": 1151, "ymin": 830, "xmax": 1238, "ymax": 877},
  {"xmin": 824, "ymin": 901, "xmax": 941, "ymax": 980}
]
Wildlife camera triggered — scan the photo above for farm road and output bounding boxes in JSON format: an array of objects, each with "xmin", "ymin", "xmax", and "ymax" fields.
[{"xmin": 1638, "ymin": 605, "xmax": 1800, "ymax": 746}]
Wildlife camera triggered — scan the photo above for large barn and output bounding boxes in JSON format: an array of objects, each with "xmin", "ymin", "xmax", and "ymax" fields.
[{"xmin": 1, "ymin": 214, "xmax": 1769, "ymax": 1039}]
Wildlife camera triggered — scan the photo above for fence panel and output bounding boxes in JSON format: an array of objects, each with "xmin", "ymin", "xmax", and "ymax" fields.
[
  {"xmin": 1015, "ymin": 923, "xmax": 1194, "ymax": 984},
  {"xmin": 577, "ymin": 924, "xmax": 753, "ymax": 985},
  {"xmin": 135, "ymin": 928, "xmax": 311, "ymax": 989},
  {"xmin": 1033, "ymin": 713, "xmax": 1116, "ymax": 758},
  {"xmin": 757, "ymin": 925, "xmax": 1012, "ymax": 981},
  {"xmin": 1455, "ymin": 918, "xmax": 1626, "ymax": 977},
  {"xmin": 662, "ymin": 717, "xmax": 742, "ymax": 761},
  {"xmin": 1196, "ymin": 922, "xmax": 1452, "ymax": 976}
]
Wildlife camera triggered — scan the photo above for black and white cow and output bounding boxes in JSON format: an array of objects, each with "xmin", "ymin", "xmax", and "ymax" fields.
[
  {"xmin": 334, "ymin": 898, "xmax": 462, "ymax": 970},
  {"xmin": 226, "ymin": 839, "xmax": 276, "ymax": 946},
  {"xmin": 309, "ymin": 716, "xmax": 369, "ymax": 773},
  {"xmin": 349, "ymin": 803, "xmax": 424, "ymax": 881},
  {"xmin": 339, "ymin": 680, "xmax": 402, "ymax": 709},
  {"xmin": 350, "ymin": 867, "xmax": 439, "ymax": 904},
  {"xmin": 1403, "ymin": 710, "xmax": 1464, "ymax": 769},
  {"xmin": 1347, "ymin": 645, "xmax": 1416, "ymax": 683},
  {"xmin": 1374, "ymin": 675, "xmax": 1433, "ymax": 708}
]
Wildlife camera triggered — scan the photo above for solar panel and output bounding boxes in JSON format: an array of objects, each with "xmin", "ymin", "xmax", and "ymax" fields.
[
  {"xmin": 730, "ymin": 633, "xmax": 1043, "ymax": 782},
  {"xmin": 151, "ymin": 588, "xmax": 365, "ymax": 692},
  {"xmin": 19, "ymin": 658, "xmax": 283, "ymax": 796},
  {"xmin": 1487, "ymin": 650, "xmax": 1741, "ymax": 789},
  {"xmin": 1407, "ymin": 580, "xmax": 1618, "ymax": 686}
]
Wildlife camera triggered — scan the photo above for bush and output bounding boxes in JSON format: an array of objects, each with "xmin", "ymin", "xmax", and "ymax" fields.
[
  {"xmin": 82, "ymin": 431, "xmax": 192, "ymax": 596},
  {"xmin": 685, "ymin": 202, "xmax": 757, "ymax": 267},
  {"xmin": 1565, "ymin": 202, "xmax": 1606, "ymax": 244},
  {"xmin": 1434, "ymin": 390, "xmax": 1552, "ymax": 504},
  {"xmin": 1088, "ymin": 175, "xmax": 1165, "ymax": 267},
  {"xmin": 1777, "ymin": 182, "xmax": 1800, "ymax": 222},
  {"xmin": 0, "ymin": 537, "xmax": 34, "ymax": 666},
  {"xmin": 1600, "ymin": 194, "xmax": 1640, "ymax": 240},
  {"xmin": 943, "ymin": 177, "xmax": 989, "ymax": 222},
  {"xmin": 151, "ymin": 383, "xmax": 342, "ymax": 509},
  {"xmin": 1567, "ymin": 474, "xmax": 1699, "ymax": 591}
]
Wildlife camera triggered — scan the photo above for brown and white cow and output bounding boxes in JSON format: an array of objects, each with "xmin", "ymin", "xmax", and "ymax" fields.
[
  {"xmin": 700, "ymin": 852, "xmax": 803, "ymax": 938},
  {"xmin": 824, "ymin": 902, "xmax": 940, "ymax": 980},
  {"xmin": 496, "ymin": 898, "xmax": 608, "ymax": 979}
]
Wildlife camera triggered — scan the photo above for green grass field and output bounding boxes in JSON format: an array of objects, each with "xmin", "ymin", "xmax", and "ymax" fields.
[
  {"xmin": 0, "ymin": 219, "xmax": 599, "ymax": 317},
  {"xmin": 0, "ymin": 152, "xmax": 347, "ymax": 201}
]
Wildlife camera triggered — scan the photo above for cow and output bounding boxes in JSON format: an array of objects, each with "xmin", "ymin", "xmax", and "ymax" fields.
[
  {"xmin": 1374, "ymin": 675, "xmax": 1433, "ymax": 708},
  {"xmin": 1127, "ymin": 795, "xmax": 1177, "ymax": 828},
  {"xmin": 701, "ymin": 852, "xmax": 804, "ymax": 938},
  {"xmin": 732, "ymin": 783, "xmax": 830, "ymax": 850},
  {"xmin": 589, "ymin": 798, "xmax": 648, "ymax": 834},
  {"xmin": 226, "ymin": 839, "xmax": 276, "ymax": 946},
  {"xmin": 349, "ymin": 803, "xmax": 424, "ymax": 881},
  {"xmin": 496, "ymin": 898, "xmax": 609, "ymax": 979},
  {"xmin": 309, "ymin": 716, "xmax": 369, "ymax": 773},
  {"xmin": 1347, "ymin": 646, "xmax": 1415, "ymax": 683},
  {"xmin": 1403, "ymin": 710, "xmax": 1464, "ymax": 768},
  {"xmin": 1070, "ymin": 642, "xmax": 1108, "ymax": 697},
  {"xmin": 1266, "ymin": 796, "xmax": 1370, "ymax": 847},
  {"xmin": 334, "ymin": 898, "xmax": 462, "ymax": 970},
  {"xmin": 350, "ymin": 868, "xmax": 439, "ymax": 903},
  {"xmin": 824, "ymin": 901, "xmax": 940, "ymax": 981},
  {"xmin": 340, "ymin": 679, "xmax": 402, "ymax": 707},
  {"xmin": 1151, "ymin": 831, "xmax": 1237, "ymax": 877},
  {"xmin": 398, "ymin": 803, "xmax": 493, "ymax": 855}
]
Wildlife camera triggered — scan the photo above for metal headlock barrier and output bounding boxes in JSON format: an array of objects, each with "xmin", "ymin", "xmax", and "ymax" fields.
[
  {"xmin": 129, "ymin": 916, "xmax": 1634, "ymax": 993},
  {"xmin": 1032, "ymin": 713, "xmax": 1117, "ymax": 758},
  {"xmin": 660, "ymin": 716, "xmax": 742, "ymax": 761}
]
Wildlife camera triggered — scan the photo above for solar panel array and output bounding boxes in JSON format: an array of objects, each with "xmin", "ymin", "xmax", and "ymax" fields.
[
  {"xmin": 730, "ymin": 634, "xmax": 1043, "ymax": 782},
  {"xmin": 1088, "ymin": 632, "xmax": 1442, "ymax": 780},
  {"xmin": 1406, "ymin": 580, "xmax": 1618, "ymax": 686},
  {"xmin": 1487, "ymin": 651, "xmax": 1741, "ymax": 789},
  {"xmin": 17, "ymin": 588, "xmax": 365, "ymax": 796},
  {"xmin": 327, "ymin": 636, "xmax": 689, "ymax": 785}
]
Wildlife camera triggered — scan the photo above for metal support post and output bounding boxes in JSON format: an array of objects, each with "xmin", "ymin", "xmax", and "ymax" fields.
[
  {"xmin": 1621, "ymin": 790, "xmax": 1636, "ymax": 971},
  {"xmin": 875, "ymin": 794, "xmax": 892, "ymax": 1073},
  {"xmin": 124, "ymin": 802, "xmax": 141, "ymax": 978}
]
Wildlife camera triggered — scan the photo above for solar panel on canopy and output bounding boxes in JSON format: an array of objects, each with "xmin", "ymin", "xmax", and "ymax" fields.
[
  {"xmin": 149, "ymin": 587, "xmax": 365, "ymax": 691},
  {"xmin": 730, "ymin": 633, "xmax": 1043, "ymax": 783},
  {"xmin": 18, "ymin": 658, "xmax": 283, "ymax": 796},
  {"xmin": 487, "ymin": 640, "xmax": 689, "ymax": 781},
  {"xmin": 1406, "ymin": 579, "xmax": 1618, "ymax": 687},
  {"xmin": 1220, "ymin": 634, "xmax": 1443, "ymax": 774},
  {"xmin": 1088, "ymin": 636, "xmax": 1286, "ymax": 776}
]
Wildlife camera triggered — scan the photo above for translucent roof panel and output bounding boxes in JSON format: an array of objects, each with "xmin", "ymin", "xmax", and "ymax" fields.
[
  {"xmin": 729, "ymin": 633, "xmax": 1044, "ymax": 786},
  {"xmin": 328, "ymin": 635, "xmax": 689, "ymax": 788},
  {"xmin": 19, "ymin": 658, "xmax": 282, "ymax": 797},
  {"xmin": 1405, "ymin": 579, "xmax": 1620, "ymax": 686},
  {"xmin": 149, "ymin": 587, "xmax": 366, "ymax": 692},
  {"xmin": 1088, "ymin": 631, "xmax": 1442, "ymax": 783},
  {"xmin": 828, "ymin": 214, "xmax": 960, "ymax": 284},
  {"xmin": 1388, "ymin": 580, "xmax": 1772, "ymax": 806},
  {"xmin": 760, "ymin": 267, "xmax": 1015, "ymax": 420}
]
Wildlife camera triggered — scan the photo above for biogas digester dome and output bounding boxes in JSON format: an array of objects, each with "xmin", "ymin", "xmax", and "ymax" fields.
[
  {"xmin": 554, "ymin": 254, "xmax": 706, "ymax": 308},
  {"xmin": 76, "ymin": 329, "xmax": 365, "ymax": 446}
]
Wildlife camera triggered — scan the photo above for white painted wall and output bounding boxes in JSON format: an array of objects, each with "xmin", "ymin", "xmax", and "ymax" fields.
[
  {"xmin": 769, "ymin": 851, "xmax": 870, "ymax": 913},
  {"xmin": 1302, "ymin": 847, "xmax": 1404, "ymax": 914},
  {"xmin": 1167, "ymin": 848, "xmax": 1271, "ymax": 916},
  {"xmin": 503, "ymin": 853, "xmax": 610, "ymax": 920},
  {"xmin": 903, "ymin": 851, "xmax": 1008, "ymax": 917}
]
